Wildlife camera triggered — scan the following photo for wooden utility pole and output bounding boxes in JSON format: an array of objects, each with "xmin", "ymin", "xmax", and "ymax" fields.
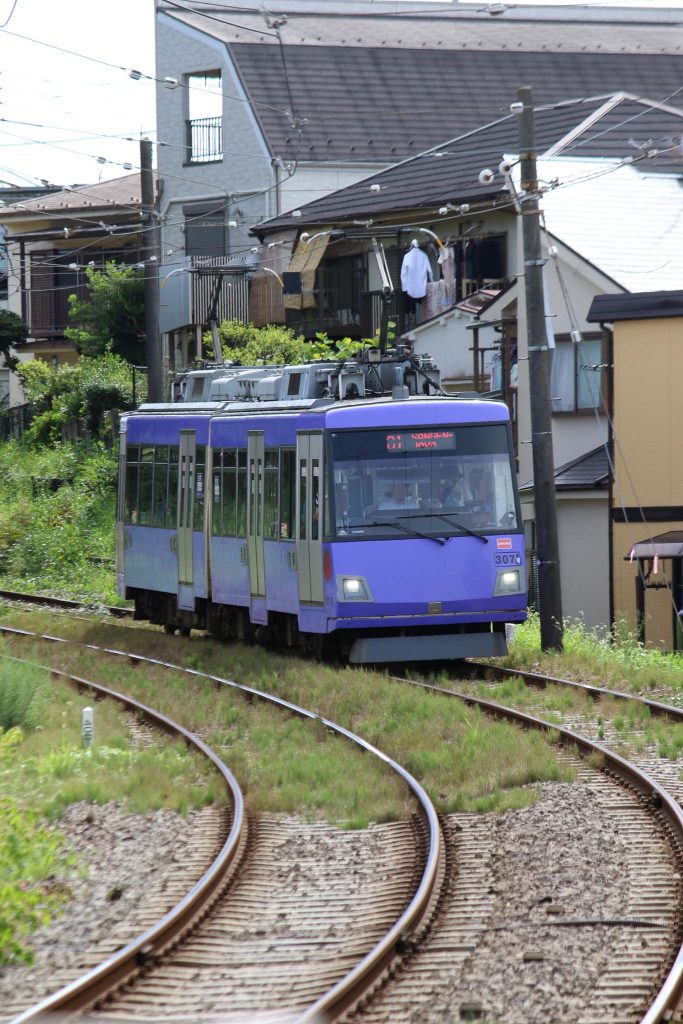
[
  {"xmin": 140, "ymin": 138, "xmax": 163, "ymax": 403},
  {"xmin": 516, "ymin": 85, "xmax": 564, "ymax": 651}
]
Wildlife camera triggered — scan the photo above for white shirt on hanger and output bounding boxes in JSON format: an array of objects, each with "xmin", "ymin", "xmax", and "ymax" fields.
[{"xmin": 401, "ymin": 247, "xmax": 433, "ymax": 299}]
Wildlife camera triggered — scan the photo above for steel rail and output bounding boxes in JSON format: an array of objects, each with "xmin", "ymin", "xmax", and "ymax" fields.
[
  {"xmin": 6, "ymin": 653, "xmax": 246, "ymax": 1024},
  {"xmin": 0, "ymin": 588, "xmax": 133, "ymax": 618},
  {"xmin": 468, "ymin": 659, "xmax": 683, "ymax": 723},
  {"xmin": 0, "ymin": 625, "xmax": 444, "ymax": 1024},
  {"xmin": 398, "ymin": 673, "xmax": 683, "ymax": 1024}
]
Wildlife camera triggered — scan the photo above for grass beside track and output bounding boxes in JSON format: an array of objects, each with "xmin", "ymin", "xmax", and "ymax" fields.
[
  {"xmin": 501, "ymin": 613, "xmax": 683, "ymax": 700},
  {"xmin": 0, "ymin": 607, "xmax": 573, "ymax": 824},
  {"xmin": 455, "ymin": 669, "xmax": 683, "ymax": 764},
  {"xmin": 0, "ymin": 655, "xmax": 220, "ymax": 965}
]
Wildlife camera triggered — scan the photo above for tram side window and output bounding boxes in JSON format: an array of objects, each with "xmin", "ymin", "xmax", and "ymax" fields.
[
  {"xmin": 124, "ymin": 444, "xmax": 178, "ymax": 528},
  {"xmin": 299, "ymin": 460, "xmax": 307, "ymax": 540},
  {"xmin": 279, "ymin": 448, "xmax": 295, "ymax": 539},
  {"xmin": 152, "ymin": 446, "xmax": 169, "ymax": 528},
  {"xmin": 211, "ymin": 449, "xmax": 237, "ymax": 537},
  {"xmin": 125, "ymin": 444, "xmax": 140, "ymax": 524},
  {"xmin": 311, "ymin": 458, "xmax": 320, "ymax": 541},
  {"xmin": 137, "ymin": 446, "xmax": 154, "ymax": 526},
  {"xmin": 264, "ymin": 450, "xmax": 279, "ymax": 539},
  {"xmin": 236, "ymin": 450, "xmax": 247, "ymax": 536},
  {"xmin": 167, "ymin": 446, "xmax": 179, "ymax": 528},
  {"xmin": 193, "ymin": 447, "xmax": 205, "ymax": 531},
  {"xmin": 211, "ymin": 449, "xmax": 222, "ymax": 537}
]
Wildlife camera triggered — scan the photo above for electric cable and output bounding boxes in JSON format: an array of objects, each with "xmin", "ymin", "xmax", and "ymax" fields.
[{"xmin": 0, "ymin": 0, "xmax": 20, "ymax": 29}]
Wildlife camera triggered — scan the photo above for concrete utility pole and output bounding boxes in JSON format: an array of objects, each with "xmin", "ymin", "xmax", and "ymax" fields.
[
  {"xmin": 516, "ymin": 85, "xmax": 564, "ymax": 651},
  {"xmin": 140, "ymin": 138, "xmax": 163, "ymax": 403}
]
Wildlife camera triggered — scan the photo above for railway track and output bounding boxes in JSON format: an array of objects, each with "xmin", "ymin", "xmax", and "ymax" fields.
[
  {"xmin": 4, "ymin": 593, "xmax": 683, "ymax": 1020},
  {"xmin": 379, "ymin": 673, "xmax": 683, "ymax": 1024},
  {"xmin": 1, "ymin": 651, "xmax": 246, "ymax": 1024},
  {"xmin": 2, "ymin": 624, "xmax": 444, "ymax": 1024}
]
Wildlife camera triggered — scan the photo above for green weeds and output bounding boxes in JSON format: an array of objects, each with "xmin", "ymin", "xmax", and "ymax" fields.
[
  {"xmin": 0, "ymin": 440, "xmax": 118, "ymax": 604},
  {"xmin": 504, "ymin": 612, "xmax": 683, "ymax": 696},
  {"xmin": 0, "ymin": 619, "xmax": 575, "ymax": 823},
  {"xmin": 0, "ymin": 659, "xmax": 48, "ymax": 730},
  {"xmin": 0, "ymin": 799, "xmax": 71, "ymax": 965}
]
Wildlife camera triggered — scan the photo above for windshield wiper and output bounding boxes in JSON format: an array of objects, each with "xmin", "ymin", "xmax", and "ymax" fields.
[
  {"xmin": 393, "ymin": 512, "xmax": 489, "ymax": 544},
  {"xmin": 371, "ymin": 519, "xmax": 445, "ymax": 546}
]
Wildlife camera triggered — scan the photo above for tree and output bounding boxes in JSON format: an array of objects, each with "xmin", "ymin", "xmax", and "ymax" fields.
[
  {"xmin": 0, "ymin": 311, "xmax": 28, "ymax": 370},
  {"xmin": 65, "ymin": 262, "xmax": 145, "ymax": 364},
  {"xmin": 17, "ymin": 353, "xmax": 141, "ymax": 447}
]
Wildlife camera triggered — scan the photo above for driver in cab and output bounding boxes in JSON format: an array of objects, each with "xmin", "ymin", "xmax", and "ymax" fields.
[{"xmin": 377, "ymin": 482, "xmax": 418, "ymax": 511}]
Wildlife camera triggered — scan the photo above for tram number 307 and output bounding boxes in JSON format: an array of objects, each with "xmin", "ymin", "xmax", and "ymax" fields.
[{"xmin": 494, "ymin": 553, "xmax": 522, "ymax": 566}]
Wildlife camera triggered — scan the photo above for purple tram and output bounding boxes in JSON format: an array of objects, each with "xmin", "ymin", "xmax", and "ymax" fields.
[{"xmin": 117, "ymin": 353, "xmax": 526, "ymax": 662}]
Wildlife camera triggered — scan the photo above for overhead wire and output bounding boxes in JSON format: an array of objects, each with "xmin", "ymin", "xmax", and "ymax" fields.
[{"xmin": 0, "ymin": 0, "xmax": 20, "ymax": 29}]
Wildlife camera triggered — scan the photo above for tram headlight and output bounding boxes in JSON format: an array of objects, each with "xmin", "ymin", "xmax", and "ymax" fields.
[
  {"xmin": 338, "ymin": 576, "xmax": 373, "ymax": 601},
  {"xmin": 494, "ymin": 568, "xmax": 525, "ymax": 596}
]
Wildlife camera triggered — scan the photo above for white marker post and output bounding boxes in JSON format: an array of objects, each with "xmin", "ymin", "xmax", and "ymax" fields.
[{"xmin": 82, "ymin": 707, "xmax": 94, "ymax": 749}]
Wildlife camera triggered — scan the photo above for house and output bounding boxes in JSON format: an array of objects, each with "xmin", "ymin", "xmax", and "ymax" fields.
[
  {"xmin": 0, "ymin": 184, "xmax": 62, "ymax": 409},
  {"xmin": 251, "ymin": 92, "xmax": 683, "ymax": 628},
  {"xmin": 154, "ymin": 0, "xmax": 683, "ymax": 355},
  {"xmin": 0, "ymin": 174, "xmax": 154, "ymax": 405},
  {"xmin": 587, "ymin": 291, "xmax": 683, "ymax": 652}
]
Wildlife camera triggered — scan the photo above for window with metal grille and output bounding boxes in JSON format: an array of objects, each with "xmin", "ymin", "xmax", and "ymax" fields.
[{"xmin": 185, "ymin": 71, "xmax": 222, "ymax": 164}]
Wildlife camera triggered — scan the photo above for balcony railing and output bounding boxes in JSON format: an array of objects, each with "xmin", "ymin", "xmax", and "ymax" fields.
[
  {"xmin": 190, "ymin": 256, "xmax": 249, "ymax": 324},
  {"xmin": 186, "ymin": 116, "xmax": 223, "ymax": 164}
]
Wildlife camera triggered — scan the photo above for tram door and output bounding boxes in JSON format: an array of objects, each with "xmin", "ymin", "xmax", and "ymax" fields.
[
  {"xmin": 177, "ymin": 430, "xmax": 196, "ymax": 610},
  {"xmin": 296, "ymin": 432, "xmax": 324, "ymax": 604},
  {"xmin": 247, "ymin": 431, "xmax": 266, "ymax": 598},
  {"xmin": 115, "ymin": 427, "xmax": 127, "ymax": 594}
]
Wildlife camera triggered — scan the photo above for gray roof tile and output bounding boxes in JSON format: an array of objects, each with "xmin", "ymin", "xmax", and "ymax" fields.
[
  {"xmin": 588, "ymin": 290, "xmax": 683, "ymax": 323},
  {"xmin": 231, "ymin": 43, "xmax": 683, "ymax": 163},
  {"xmin": 254, "ymin": 95, "xmax": 683, "ymax": 233},
  {"xmin": 0, "ymin": 174, "xmax": 148, "ymax": 220},
  {"xmin": 521, "ymin": 445, "xmax": 610, "ymax": 492}
]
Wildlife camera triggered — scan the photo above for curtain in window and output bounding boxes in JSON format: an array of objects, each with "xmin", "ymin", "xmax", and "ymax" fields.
[
  {"xmin": 550, "ymin": 342, "xmax": 574, "ymax": 412},
  {"xmin": 576, "ymin": 338, "xmax": 602, "ymax": 410}
]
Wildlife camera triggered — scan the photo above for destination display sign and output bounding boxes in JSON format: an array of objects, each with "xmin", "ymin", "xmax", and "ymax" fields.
[{"xmin": 385, "ymin": 430, "xmax": 456, "ymax": 452}]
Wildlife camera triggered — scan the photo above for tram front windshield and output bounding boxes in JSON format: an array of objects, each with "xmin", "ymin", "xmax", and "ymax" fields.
[{"xmin": 330, "ymin": 424, "xmax": 519, "ymax": 538}]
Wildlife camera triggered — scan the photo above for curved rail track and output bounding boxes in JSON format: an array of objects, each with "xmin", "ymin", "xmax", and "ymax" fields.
[
  {"xmin": 2, "ymin": 622, "xmax": 444, "ymax": 1024},
  {"xmin": 392, "ymin": 672, "xmax": 683, "ymax": 1024},
  {"xmin": 3, "ymin": 651, "xmax": 246, "ymax": 1024},
  {"xmin": 4, "ymin": 592, "xmax": 683, "ymax": 1020}
]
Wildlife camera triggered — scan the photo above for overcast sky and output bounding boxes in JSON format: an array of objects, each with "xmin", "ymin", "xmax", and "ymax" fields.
[
  {"xmin": 1, "ymin": 0, "xmax": 683, "ymax": 190},
  {"xmin": 0, "ymin": 0, "xmax": 156, "ymax": 188}
]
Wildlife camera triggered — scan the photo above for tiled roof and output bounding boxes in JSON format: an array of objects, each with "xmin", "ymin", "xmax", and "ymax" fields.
[
  {"xmin": 162, "ymin": 3, "xmax": 683, "ymax": 51},
  {"xmin": 232, "ymin": 45, "xmax": 683, "ymax": 164},
  {"xmin": 521, "ymin": 445, "xmax": 610, "ymax": 492},
  {"xmin": 587, "ymin": 291, "xmax": 683, "ymax": 323},
  {"xmin": 0, "ymin": 174, "xmax": 147, "ymax": 219},
  {"xmin": 253, "ymin": 95, "xmax": 683, "ymax": 234}
]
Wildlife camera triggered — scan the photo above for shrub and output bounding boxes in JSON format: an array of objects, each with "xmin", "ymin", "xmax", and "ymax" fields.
[
  {"xmin": 0, "ymin": 439, "xmax": 118, "ymax": 602},
  {"xmin": 0, "ymin": 662, "xmax": 47, "ymax": 731},
  {"xmin": 17, "ymin": 353, "xmax": 140, "ymax": 447},
  {"xmin": 206, "ymin": 319, "xmax": 373, "ymax": 366},
  {"xmin": 0, "ymin": 799, "xmax": 68, "ymax": 964}
]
